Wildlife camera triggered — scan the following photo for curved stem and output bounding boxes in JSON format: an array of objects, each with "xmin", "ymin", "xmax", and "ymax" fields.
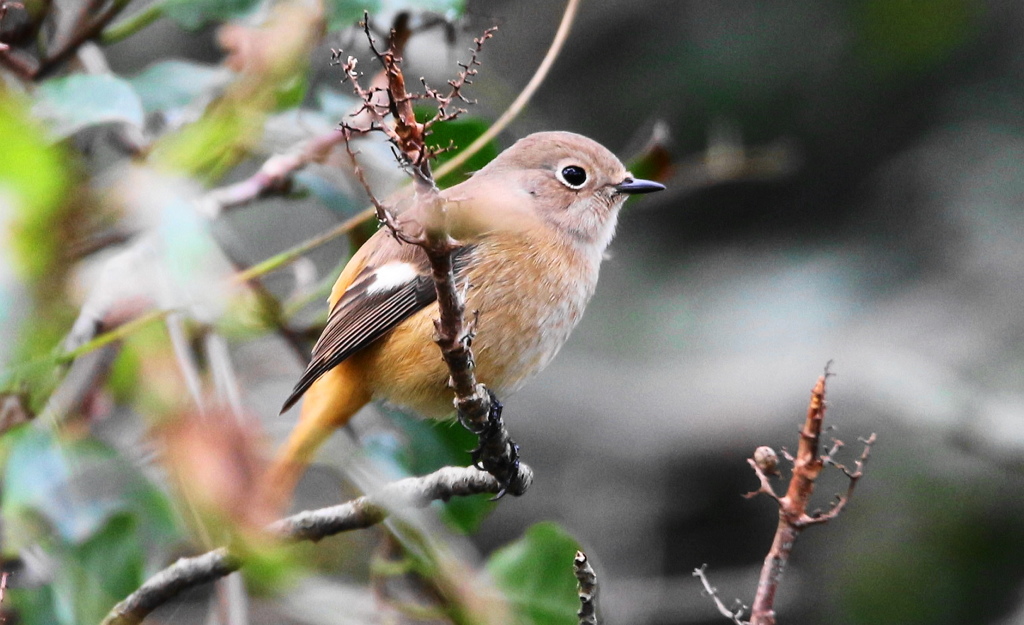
[
  {"xmin": 100, "ymin": 3, "xmax": 164, "ymax": 44},
  {"xmin": 432, "ymin": 0, "xmax": 581, "ymax": 180}
]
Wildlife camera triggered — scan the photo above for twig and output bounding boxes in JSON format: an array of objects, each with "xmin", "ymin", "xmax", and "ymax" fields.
[
  {"xmin": 742, "ymin": 368, "xmax": 876, "ymax": 625},
  {"xmin": 232, "ymin": 0, "xmax": 582, "ymax": 283},
  {"xmin": 0, "ymin": 570, "xmax": 9, "ymax": 603},
  {"xmin": 0, "ymin": 2, "xmax": 22, "ymax": 52},
  {"xmin": 335, "ymin": 18, "xmax": 531, "ymax": 497},
  {"xmin": 35, "ymin": 0, "xmax": 132, "ymax": 78},
  {"xmin": 0, "ymin": 0, "xmax": 131, "ymax": 79},
  {"xmin": 692, "ymin": 565, "xmax": 746, "ymax": 625},
  {"xmin": 196, "ymin": 130, "xmax": 354, "ymax": 219},
  {"xmin": 574, "ymin": 551, "xmax": 599, "ymax": 625},
  {"xmin": 99, "ymin": 2, "xmax": 163, "ymax": 44},
  {"xmin": 438, "ymin": 0, "xmax": 581, "ymax": 176},
  {"xmin": 101, "ymin": 466, "xmax": 502, "ymax": 625}
]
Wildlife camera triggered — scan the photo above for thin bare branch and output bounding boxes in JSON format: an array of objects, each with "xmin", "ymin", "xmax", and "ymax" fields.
[
  {"xmin": 742, "ymin": 366, "xmax": 875, "ymax": 625},
  {"xmin": 234, "ymin": 0, "xmax": 583, "ymax": 283},
  {"xmin": 196, "ymin": 129, "xmax": 356, "ymax": 219},
  {"xmin": 692, "ymin": 565, "xmax": 746, "ymax": 625},
  {"xmin": 102, "ymin": 466, "xmax": 502, "ymax": 625},
  {"xmin": 742, "ymin": 458, "xmax": 781, "ymax": 504},
  {"xmin": 35, "ymin": 0, "xmax": 132, "ymax": 79},
  {"xmin": 809, "ymin": 432, "xmax": 877, "ymax": 524},
  {"xmin": 437, "ymin": 0, "xmax": 581, "ymax": 176}
]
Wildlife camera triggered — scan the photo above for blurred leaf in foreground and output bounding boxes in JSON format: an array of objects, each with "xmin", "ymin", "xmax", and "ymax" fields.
[
  {"xmin": 128, "ymin": 59, "xmax": 233, "ymax": 114},
  {"xmin": 160, "ymin": 0, "xmax": 262, "ymax": 30},
  {"xmin": 32, "ymin": 74, "xmax": 145, "ymax": 139},
  {"xmin": 1, "ymin": 426, "xmax": 181, "ymax": 625},
  {"xmin": 0, "ymin": 93, "xmax": 75, "ymax": 384}
]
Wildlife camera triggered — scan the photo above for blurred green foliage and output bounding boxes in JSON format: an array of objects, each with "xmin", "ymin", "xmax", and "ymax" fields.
[
  {"xmin": 1, "ymin": 427, "xmax": 180, "ymax": 625},
  {"xmin": 852, "ymin": 0, "xmax": 983, "ymax": 77},
  {"xmin": 367, "ymin": 409, "xmax": 497, "ymax": 534},
  {"xmin": 0, "ymin": 94, "xmax": 77, "ymax": 387}
]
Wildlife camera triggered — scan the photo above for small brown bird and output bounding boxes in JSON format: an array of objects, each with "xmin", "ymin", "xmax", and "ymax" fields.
[{"xmin": 268, "ymin": 131, "xmax": 664, "ymax": 501}]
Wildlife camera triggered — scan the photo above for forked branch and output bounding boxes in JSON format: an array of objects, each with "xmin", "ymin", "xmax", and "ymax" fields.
[{"xmin": 698, "ymin": 367, "xmax": 877, "ymax": 625}]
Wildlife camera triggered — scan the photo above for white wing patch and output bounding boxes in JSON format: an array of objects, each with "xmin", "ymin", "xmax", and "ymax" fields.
[{"xmin": 365, "ymin": 262, "xmax": 419, "ymax": 295}]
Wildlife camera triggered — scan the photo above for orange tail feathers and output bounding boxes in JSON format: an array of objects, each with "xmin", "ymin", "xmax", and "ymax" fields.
[{"xmin": 265, "ymin": 359, "xmax": 372, "ymax": 511}]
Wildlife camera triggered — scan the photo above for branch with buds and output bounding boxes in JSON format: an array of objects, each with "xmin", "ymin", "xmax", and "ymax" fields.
[{"xmin": 696, "ymin": 366, "xmax": 877, "ymax": 625}]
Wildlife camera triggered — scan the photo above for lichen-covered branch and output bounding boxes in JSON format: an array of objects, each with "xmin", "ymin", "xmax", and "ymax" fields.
[
  {"xmin": 574, "ymin": 551, "xmax": 599, "ymax": 625},
  {"xmin": 101, "ymin": 466, "xmax": 503, "ymax": 625}
]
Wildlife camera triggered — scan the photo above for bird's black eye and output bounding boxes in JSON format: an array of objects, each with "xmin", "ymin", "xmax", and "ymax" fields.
[{"xmin": 557, "ymin": 165, "xmax": 588, "ymax": 189}]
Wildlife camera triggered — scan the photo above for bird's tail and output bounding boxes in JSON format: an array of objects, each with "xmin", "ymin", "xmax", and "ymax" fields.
[{"xmin": 265, "ymin": 360, "xmax": 371, "ymax": 511}]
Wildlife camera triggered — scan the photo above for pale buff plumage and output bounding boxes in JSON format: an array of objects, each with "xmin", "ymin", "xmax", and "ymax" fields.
[{"xmin": 268, "ymin": 131, "xmax": 664, "ymax": 502}]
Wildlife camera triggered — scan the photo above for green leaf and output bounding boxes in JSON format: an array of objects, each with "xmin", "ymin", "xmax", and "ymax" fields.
[
  {"xmin": 853, "ymin": 0, "xmax": 982, "ymax": 77},
  {"xmin": 152, "ymin": 106, "xmax": 254, "ymax": 179},
  {"xmin": 0, "ymin": 94, "xmax": 69, "ymax": 283},
  {"xmin": 9, "ymin": 586, "xmax": 60, "ymax": 625},
  {"xmin": 32, "ymin": 74, "xmax": 145, "ymax": 138},
  {"xmin": 128, "ymin": 60, "xmax": 232, "ymax": 113},
  {"xmin": 0, "ymin": 96, "xmax": 67, "ymax": 216},
  {"xmin": 51, "ymin": 514, "xmax": 145, "ymax": 625},
  {"xmin": 486, "ymin": 523, "xmax": 582, "ymax": 625},
  {"xmin": 416, "ymin": 110, "xmax": 499, "ymax": 187},
  {"xmin": 160, "ymin": 0, "xmax": 261, "ymax": 30},
  {"xmin": 275, "ymin": 72, "xmax": 309, "ymax": 111},
  {"xmin": 326, "ymin": 0, "xmax": 380, "ymax": 32},
  {"xmin": 1, "ymin": 428, "xmax": 180, "ymax": 624}
]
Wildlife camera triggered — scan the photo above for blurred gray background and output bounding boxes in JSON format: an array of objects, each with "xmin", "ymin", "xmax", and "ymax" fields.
[{"xmin": 103, "ymin": 0, "xmax": 1024, "ymax": 623}]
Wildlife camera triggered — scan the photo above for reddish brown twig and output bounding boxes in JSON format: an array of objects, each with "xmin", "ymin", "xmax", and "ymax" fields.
[
  {"xmin": 745, "ymin": 369, "xmax": 875, "ymax": 625},
  {"xmin": 698, "ymin": 368, "xmax": 876, "ymax": 625}
]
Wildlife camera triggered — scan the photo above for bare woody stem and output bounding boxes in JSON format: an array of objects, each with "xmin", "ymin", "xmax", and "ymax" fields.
[
  {"xmin": 101, "ymin": 466, "xmax": 503, "ymax": 625},
  {"xmin": 747, "ymin": 374, "xmax": 829, "ymax": 625},
  {"xmin": 743, "ymin": 370, "xmax": 876, "ymax": 625}
]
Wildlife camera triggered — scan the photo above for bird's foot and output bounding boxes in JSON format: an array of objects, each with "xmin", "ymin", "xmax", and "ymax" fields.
[{"xmin": 464, "ymin": 390, "xmax": 525, "ymax": 498}]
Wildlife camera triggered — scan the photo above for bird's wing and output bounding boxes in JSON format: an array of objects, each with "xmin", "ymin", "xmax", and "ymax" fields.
[{"xmin": 280, "ymin": 244, "xmax": 474, "ymax": 413}]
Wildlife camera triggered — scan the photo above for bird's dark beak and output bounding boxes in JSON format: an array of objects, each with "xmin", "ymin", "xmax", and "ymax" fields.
[{"xmin": 614, "ymin": 177, "xmax": 666, "ymax": 195}]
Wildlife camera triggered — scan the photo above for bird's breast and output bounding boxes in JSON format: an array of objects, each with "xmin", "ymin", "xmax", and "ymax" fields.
[{"xmin": 360, "ymin": 234, "xmax": 599, "ymax": 418}]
